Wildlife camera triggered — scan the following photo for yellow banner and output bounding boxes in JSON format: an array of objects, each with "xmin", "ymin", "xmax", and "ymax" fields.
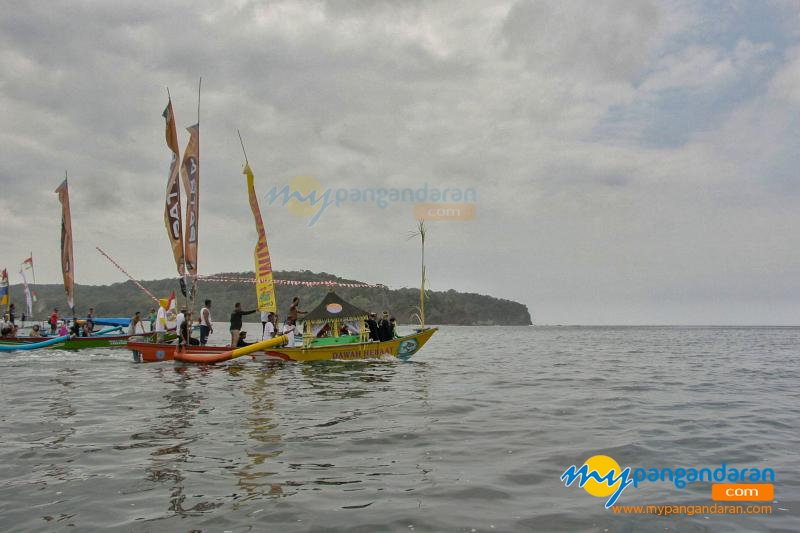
[
  {"xmin": 244, "ymin": 163, "xmax": 276, "ymax": 312},
  {"xmin": 55, "ymin": 178, "xmax": 75, "ymax": 311},
  {"xmin": 162, "ymin": 99, "xmax": 185, "ymax": 276}
]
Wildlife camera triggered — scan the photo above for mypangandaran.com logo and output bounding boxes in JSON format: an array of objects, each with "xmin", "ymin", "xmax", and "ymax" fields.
[
  {"xmin": 264, "ymin": 175, "xmax": 476, "ymax": 227},
  {"xmin": 561, "ymin": 455, "xmax": 775, "ymax": 508}
]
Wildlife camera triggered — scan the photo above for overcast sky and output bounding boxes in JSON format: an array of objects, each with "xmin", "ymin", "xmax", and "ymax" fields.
[{"xmin": 1, "ymin": 0, "xmax": 799, "ymax": 324}]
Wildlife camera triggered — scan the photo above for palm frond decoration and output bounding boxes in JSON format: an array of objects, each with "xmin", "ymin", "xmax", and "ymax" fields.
[{"xmin": 407, "ymin": 221, "xmax": 427, "ymax": 328}]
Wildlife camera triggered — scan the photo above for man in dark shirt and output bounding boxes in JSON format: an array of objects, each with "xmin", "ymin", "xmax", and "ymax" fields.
[
  {"xmin": 229, "ymin": 302, "xmax": 257, "ymax": 347},
  {"xmin": 377, "ymin": 311, "xmax": 392, "ymax": 342},
  {"xmin": 366, "ymin": 312, "xmax": 379, "ymax": 342}
]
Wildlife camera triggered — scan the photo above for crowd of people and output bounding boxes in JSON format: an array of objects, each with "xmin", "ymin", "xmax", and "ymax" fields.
[
  {"xmin": 3, "ymin": 295, "xmax": 402, "ymax": 349},
  {"xmin": 0, "ymin": 305, "xmax": 101, "ymax": 339}
]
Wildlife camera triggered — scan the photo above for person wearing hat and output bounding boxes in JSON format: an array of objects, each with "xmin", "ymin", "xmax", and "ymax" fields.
[
  {"xmin": 155, "ymin": 298, "xmax": 168, "ymax": 343},
  {"xmin": 378, "ymin": 311, "xmax": 392, "ymax": 342},
  {"xmin": 237, "ymin": 331, "xmax": 253, "ymax": 348},
  {"xmin": 366, "ymin": 312, "xmax": 380, "ymax": 342}
]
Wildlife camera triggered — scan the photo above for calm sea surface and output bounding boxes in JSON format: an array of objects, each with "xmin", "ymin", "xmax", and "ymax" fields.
[{"xmin": 1, "ymin": 326, "xmax": 798, "ymax": 532}]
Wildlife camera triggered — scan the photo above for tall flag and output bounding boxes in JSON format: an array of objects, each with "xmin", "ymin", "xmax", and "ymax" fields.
[
  {"xmin": 244, "ymin": 163, "xmax": 276, "ymax": 313},
  {"xmin": 180, "ymin": 123, "xmax": 200, "ymax": 292},
  {"xmin": 55, "ymin": 178, "xmax": 75, "ymax": 312},
  {"xmin": 163, "ymin": 98, "xmax": 186, "ymax": 281},
  {"xmin": 0, "ymin": 269, "xmax": 8, "ymax": 311},
  {"xmin": 19, "ymin": 269, "xmax": 33, "ymax": 316}
]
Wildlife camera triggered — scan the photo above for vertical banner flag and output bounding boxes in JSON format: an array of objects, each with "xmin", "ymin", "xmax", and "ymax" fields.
[
  {"xmin": 21, "ymin": 255, "xmax": 37, "ymax": 302},
  {"xmin": 19, "ymin": 269, "xmax": 33, "ymax": 316},
  {"xmin": 244, "ymin": 163, "xmax": 276, "ymax": 313},
  {"xmin": 163, "ymin": 98, "xmax": 185, "ymax": 278},
  {"xmin": 55, "ymin": 178, "xmax": 75, "ymax": 311},
  {"xmin": 180, "ymin": 123, "xmax": 199, "ymax": 288},
  {"xmin": 0, "ymin": 269, "xmax": 9, "ymax": 310}
]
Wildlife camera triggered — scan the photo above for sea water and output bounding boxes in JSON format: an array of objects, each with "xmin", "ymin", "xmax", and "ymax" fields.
[{"xmin": 0, "ymin": 326, "xmax": 798, "ymax": 532}]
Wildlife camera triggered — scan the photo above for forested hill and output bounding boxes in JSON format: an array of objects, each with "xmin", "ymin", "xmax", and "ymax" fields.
[{"xmin": 8, "ymin": 270, "xmax": 532, "ymax": 326}]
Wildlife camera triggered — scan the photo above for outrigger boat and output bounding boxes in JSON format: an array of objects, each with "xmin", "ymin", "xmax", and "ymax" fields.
[
  {"xmin": 2, "ymin": 329, "xmax": 177, "ymax": 351},
  {"xmin": 128, "ymin": 103, "xmax": 436, "ymax": 364},
  {"xmin": 131, "ymin": 292, "xmax": 437, "ymax": 363}
]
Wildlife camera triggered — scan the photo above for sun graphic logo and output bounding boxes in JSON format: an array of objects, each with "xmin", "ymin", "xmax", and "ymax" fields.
[
  {"xmin": 263, "ymin": 175, "xmax": 335, "ymax": 227},
  {"xmin": 561, "ymin": 455, "xmax": 634, "ymax": 508},
  {"xmin": 284, "ymin": 175, "xmax": 324, "ymax": 216}
]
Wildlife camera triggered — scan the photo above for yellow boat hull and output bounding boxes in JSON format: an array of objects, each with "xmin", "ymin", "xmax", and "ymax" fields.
[{"xmin": 255, "ymin": 327, "xmax": 437, "ymax": 362}]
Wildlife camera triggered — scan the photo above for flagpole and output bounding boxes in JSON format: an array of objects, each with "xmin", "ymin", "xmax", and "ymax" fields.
[
  {"xmin": 237, "ymin": 129, "xmax": 249, "ymax": 165},
  {"xmin": 188, "ymin": 77, "xmax": 202, "ymax": 313}
]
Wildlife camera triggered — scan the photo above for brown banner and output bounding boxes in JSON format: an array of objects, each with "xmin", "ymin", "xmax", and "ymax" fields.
[
  {"xmin": 55, "ymin": 178, "xmax": 75, "ymax": 311},
  {"xmin": 163, "ymin": 99, "xmax": 185, "ymax": 276},
  {"xmin": 181, "ymin": 123, "xmax": 199, "ymax": 280}
]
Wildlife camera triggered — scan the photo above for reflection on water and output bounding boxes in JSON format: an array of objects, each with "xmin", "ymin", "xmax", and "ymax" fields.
[
  {"xmin": 235, "ymin": 362, "xmax": 285, "ymax": 503},
  {"xmin": 148, "ymin": 367, "xmax": 208, "ymax": 515}
]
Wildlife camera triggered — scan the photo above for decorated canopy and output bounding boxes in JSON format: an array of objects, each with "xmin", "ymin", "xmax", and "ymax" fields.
[{"xmin": 304, "ymin": 291, "xmax": 368, "ymax": 323}]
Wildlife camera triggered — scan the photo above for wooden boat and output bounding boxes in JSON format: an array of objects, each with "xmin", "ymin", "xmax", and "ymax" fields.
[{"xmin": 129, "ymin": 327, "xmax": 436, "ymax": 363}]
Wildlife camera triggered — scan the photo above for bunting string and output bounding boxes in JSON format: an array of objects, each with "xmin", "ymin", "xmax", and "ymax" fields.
[
  {"xmin": 198, "ymin": 276, "xmax": 386, "ymax": 289},
  {"xmin": 96, "ymin": 246, "xmax": 160, "ymax": 303}
]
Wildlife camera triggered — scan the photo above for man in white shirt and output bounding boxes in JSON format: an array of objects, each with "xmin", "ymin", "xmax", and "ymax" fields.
[
  {"xmin": 283, "ymin": 318, "xmax": 297, "ymax": 347},
  {"xmin": 175, "ymin": 308, "xmax": 186, "ymax": 337},
  {"xmin": 262, "ymin": 312, "xmax": 276, "ymax": 341},
  {"xmin": 199, "ymin": 299, "xmax": 213, "ymax": 345},
  {"xmin": 155, "ymin": 299, "xmax": 168, "ymax": 343}
]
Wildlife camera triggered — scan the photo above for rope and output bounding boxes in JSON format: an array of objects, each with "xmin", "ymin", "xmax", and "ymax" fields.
[{"xmin": 95, "ymin": 246, "xmax": 160, "ymax": 303}]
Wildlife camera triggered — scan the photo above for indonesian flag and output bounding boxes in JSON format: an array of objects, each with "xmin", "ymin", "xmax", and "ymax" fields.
[{"xmin": 22, "ymin": 256, "xmax": 33, "ymax": 270}]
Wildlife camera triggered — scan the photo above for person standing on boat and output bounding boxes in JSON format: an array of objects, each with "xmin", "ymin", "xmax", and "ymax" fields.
[
  {"xmin": 288, "ymin": 297, "xmax": 307, "ymax": 324},
  {"xmin": 389, "ymin": 317, "xmax": 398, "ymax": 339},
  {"xmin": 148, "ymin": 308, "xmax": 156, "ymax": 332},
  {"xmin": 282, "ymin": 318, "xmax": 297, "ymax": 347},
  {"xmin": 261, "ymin": 311, "xmax": 272, "ymax": 341},
  {"xmin": 49, "ymin": 308, "xmax": 59, "ymax": 334},
  {"xmin": 378, "ymin": 311, "xmax": 392, "ymax": 342},
  {"xmin": 178, "ymin": 311, "xmax": 191, "ymax": 348},
  {"xmin": 366, "ymin": 312, "xmax": 380, "ymax": 341},
  {"xmin": 128, "ymin": 311, "xmax": 145, "ymax": 339},
  {"xmin": 262, "ymin": 312, "xmax": 276, "ymax": 340},
  {"xmin": 229, "ymin": 302, "xmax": 256, "ymax": 347},
  {"xmin": 199, "ymin": 299, "xmax": 213, "ymax": 345},
  {"xmin": 8, "ymin": 304, "xmax": 15, "ymax": 325},
  {"xmin": 175, "ymin": 307, "xmax": 186, "ymax": 337},
  {"xmin": 155, "ymin": 299, "xmax": 168, "ymax": 343},
  {"xmin": 87, "ymin": 307, "xmax": 94, "ymax": 322}
]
